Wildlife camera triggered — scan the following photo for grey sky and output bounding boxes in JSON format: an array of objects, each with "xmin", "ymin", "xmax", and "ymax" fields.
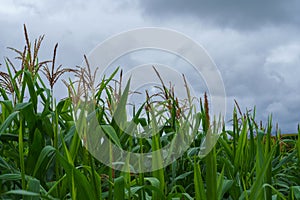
[
  {"xmin": 139, "ymin": 0, "xmax": 300, "ymax": 29},
  {"xmin": 0, "ymin": 0, "xmax": 299, "ymax": 133}
]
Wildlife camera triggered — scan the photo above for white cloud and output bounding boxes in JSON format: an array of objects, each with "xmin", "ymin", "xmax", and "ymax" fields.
[
  {"xmin": 0, "ymin": 1, "xmax": 24, "ymax": 15},
  {"xmin": 266, "ymin": 44, "xmax": 300, "ymax": 64}
]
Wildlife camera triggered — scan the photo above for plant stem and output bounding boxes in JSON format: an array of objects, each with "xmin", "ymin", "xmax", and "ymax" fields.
[{"xmin": 19, "ymin": 117, "xmax": 26, "ymax": 190}]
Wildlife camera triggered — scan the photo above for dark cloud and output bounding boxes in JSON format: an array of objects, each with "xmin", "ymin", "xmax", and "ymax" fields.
[
  {"xmin": 1, "ymin": 0, "xmax": 299, "ymax": 133},
  {"xmin": 138, "ymin": 0, "xmax": 300, "ymax": 29}
]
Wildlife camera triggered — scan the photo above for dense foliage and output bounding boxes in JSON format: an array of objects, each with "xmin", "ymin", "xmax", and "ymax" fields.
[{"xmin": 0, "ymin": 26, "xmax": 300, "ymax": 200}]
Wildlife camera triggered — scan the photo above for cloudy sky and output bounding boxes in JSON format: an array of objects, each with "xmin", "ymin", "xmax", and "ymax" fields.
[{"xmin": 1, "ymin": 0, "xmax": 299, "ymax": 133}]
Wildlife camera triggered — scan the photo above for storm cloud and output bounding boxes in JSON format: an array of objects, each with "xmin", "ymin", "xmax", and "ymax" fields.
[
  {"xmin": 138, "ymin": 0, "xmax": 300, "ymax": 29},
  {"xmin": 0, "ymin": 0, "xmax": 299, "ymax": 132}
]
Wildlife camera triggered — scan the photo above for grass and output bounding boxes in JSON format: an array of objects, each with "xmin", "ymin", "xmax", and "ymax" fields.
[{"xmin": 0, "ymin": 25, "xmax": 300, "ymax": 199}]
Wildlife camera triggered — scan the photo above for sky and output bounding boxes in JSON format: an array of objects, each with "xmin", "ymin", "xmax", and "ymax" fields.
[{"xmin": 0, "ymin": 0, "xmax": 300, "ymax": 133}]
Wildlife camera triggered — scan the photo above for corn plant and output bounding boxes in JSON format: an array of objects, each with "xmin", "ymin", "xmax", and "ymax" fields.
[{"xmin": 0, "ymin": 26, "xmax": 300, "ymax": 200}]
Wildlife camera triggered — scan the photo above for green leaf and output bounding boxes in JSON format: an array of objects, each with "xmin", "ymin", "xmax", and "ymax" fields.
[
  {"xmin": 25, "ymin": 178, "xmax": 40, "ymax": 200},
  {"xmin": 174, "ymin": 171, "xmax": 193, "ymax": 182},
  {"xmin": 291, "ymin": 186, "xmax": 300, "ymax": 199},
  {"xmin": 150, "ymin": 107, "xmax": 165, "ymax": 200},
  {"xmin": 33, "ymin": 146, "xmax": 56, "ymax": 177},
  {"xmin": 0, "ymin": 111, "xmax": 19, "ymax": 134},
  {"xmin": 114, "ymin": 176, "xmax": 125, "ymax": 200},
  {"xmin": 24, "ymin": 70, "xmax": 37, "ymax": 112},
  {"xmin": 1, "ymin": 100, "xmax": 13, "ymax": 113},
  {"xmin": 205, "ymin": 133, "xmax": 217, "ymax": 200},
  {"xmin": 0, "ymin": 133, "xmax": 26, "ymax": 142},
  {"xmin": 0, "ymin": 173, "xmax": 22, "ymax": 181},
  {"xmin": 112, "ymin": 79, "xmax": 131, "ymax": 129},
  {"xmin": 13, "ymin": 102, "xmax": 32, "ymax": 111},
  {"xmin": 4, "ymin": 190, "xmax": 40, "ymax": 197},
  {"xmin": 56, "ymin": 151, "xmax": 96, "ymax": 200},
  {"xmin": 194, "ymin": 160, "xmax": 206, "ymax": 200},
  {"xmin": 101, "ymin": 125, "xmax": 122, "ymax": 148},
  {"xmin": 0, "ymin": 87, "xmax": 9, "ymax": 100},
  {"xmin": 249, "ymin": 147, "xmax": 276, "ymax": 200},
  {"xmin": 27, "ymin": 128, "xmax": 45, "ymax": 175}
]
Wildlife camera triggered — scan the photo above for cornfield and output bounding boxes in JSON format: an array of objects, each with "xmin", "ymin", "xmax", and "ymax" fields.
[{"xmin": 0, "ymin": 25, "xmax": 300, "ymax": 200}]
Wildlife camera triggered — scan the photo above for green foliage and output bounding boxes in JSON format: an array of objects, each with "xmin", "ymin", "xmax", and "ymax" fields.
[{"xmin": 0, "ymin": 26, "xmax": 300, "ymax": 200}]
